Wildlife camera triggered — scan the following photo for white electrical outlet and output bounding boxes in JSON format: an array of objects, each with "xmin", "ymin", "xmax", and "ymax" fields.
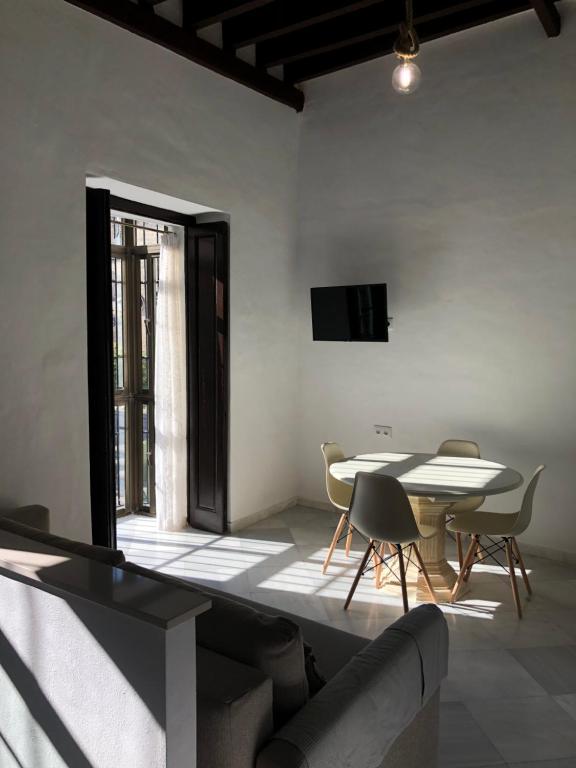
[{"xmin": 374, "ymin": 425, "xmax": 392, "ymax": 437}]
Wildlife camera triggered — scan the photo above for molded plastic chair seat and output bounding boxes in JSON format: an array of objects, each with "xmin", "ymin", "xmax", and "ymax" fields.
[
  {"xmin": 447, "ymin": 511, "xmax": 518, "ymax": 537},
  {"xmin": 449, "ymin": 465, "xmax": 545, "ymax": 618},
  {"xmin": 320, "ymin": 442, "xmax": 355, "ymax": 574},
  {"xmin": 437, "ymin": 439, "xmax": 485, "ymax": 567},
  {"xmin": 344, "ymin": 472, "xmax": 438, "ymax": 614}
]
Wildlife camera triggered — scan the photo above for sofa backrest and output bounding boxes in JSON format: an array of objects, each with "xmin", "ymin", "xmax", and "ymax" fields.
[
  {"xmin": 121, "ymin": 560, "xmax": 310, "ymax": 727},
  {"xmin": 0, "ymin": 515, "xmax": 126, "ymax": 566}
]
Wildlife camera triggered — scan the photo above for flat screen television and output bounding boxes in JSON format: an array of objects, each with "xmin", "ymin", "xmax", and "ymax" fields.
[{"xmin": 310, "ymin": 283, "xmax": 389, "ymax": 342}]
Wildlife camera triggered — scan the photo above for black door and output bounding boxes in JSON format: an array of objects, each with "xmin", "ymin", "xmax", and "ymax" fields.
[
  {"xmin": 186, "ymin": 223, "xmax": 229, "ymax": 533},
  {"xmin": 86, "ymin": 191, "xmax": 229, "ymax": 545}
]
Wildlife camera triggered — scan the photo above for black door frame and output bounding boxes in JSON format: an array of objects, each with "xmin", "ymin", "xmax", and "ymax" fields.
[{"xmin": 86, "ymin": 190, "xmax": 229, "ymax": 547}]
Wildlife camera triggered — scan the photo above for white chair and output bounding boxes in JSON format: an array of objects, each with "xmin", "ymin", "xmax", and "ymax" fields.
[
  {"xmin": 448, "ymin": 465, "xmax": 545, "ymax": 618},
  {"xmin": 320, "ymin": 442, "xmax": 354, "ymax": 574},
  {"xmin": 344, "ymin": 472, "xmax": 438, "ymax": 614},
  {"xmin": 437, "ymin": 439, "xmax": 485, "ymax": 567}
]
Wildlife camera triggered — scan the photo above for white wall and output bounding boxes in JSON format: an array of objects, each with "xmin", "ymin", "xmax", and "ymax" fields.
[
  {"xmin": 0, "ymin": 0, "xmax": 301, "ymax": 537},
  {"xmin": 296, "ymin": 5, "xmax": 576, "ymax": 556},
  {"xmin": 0, "ymin": 571, "xmax": 197, "ymax": 768}
]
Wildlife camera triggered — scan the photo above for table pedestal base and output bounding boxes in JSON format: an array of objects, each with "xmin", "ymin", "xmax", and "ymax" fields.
[{"xmin": 410, "ymin": 496, "xmax": 458, "ymax": 603}]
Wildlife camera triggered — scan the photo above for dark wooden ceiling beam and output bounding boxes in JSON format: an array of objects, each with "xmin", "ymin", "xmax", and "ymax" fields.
[
  {"xmin": 222, "ymin": 0, "xmax": 387, "ymax": 50},
  {"xmin": 183, "ymin": 1, "xmax": 275, "ymax": 30},
  {"xmin": 530, "ymin": 0, "xmax": 561, "ymax": 35},
  {"xmin": 63, "ymin": 0, "xmax": 304, "ymax": 111},
  {"xmin": 284, "ymin": 0, "xmax": 536, "ymax": 83},
  {"xmin": 257, "ymin": 0, "xmax": 496, "ymax": 68}
]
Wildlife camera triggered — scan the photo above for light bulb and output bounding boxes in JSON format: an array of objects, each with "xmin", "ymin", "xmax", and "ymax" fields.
[{"xmin": 392, "ymin": 60, "xmax": 421, "ymax": 95}]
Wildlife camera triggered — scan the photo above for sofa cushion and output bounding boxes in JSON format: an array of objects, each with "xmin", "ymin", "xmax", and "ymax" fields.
[
  {"xmin": 0, "ymin": 517, "xmax": 125, "ymax": 566},
  {"xmin": 197, "ymin": 647, "xmax": 274, "ymax": 768},
  {"xmin": 121, "ymin": 561, "xmax": 309, "ymax": 726},
  {"xmin": 0, "ymin": 505, "xmax": 50, "ymax": 532},
  {"xmin": 201, "ymin": 588, "xmax": 370, "ymax": 681}
]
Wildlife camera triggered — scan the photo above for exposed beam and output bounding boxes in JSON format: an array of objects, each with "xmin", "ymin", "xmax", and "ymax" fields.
[
  {"xmin": 183, "ymin": 1, "xmax": 275, "ymax": 30},
  {"xmin": 222, "ymin": 0, "xmax": 386, "ymax": 50},
  {"xmin": 530, "ymin": 0, "xmax": 561, "ymax": 36},
  {"xmin": 62, "ymin": 0, "xmax": 304, "ymax": 111},
  {"xmin": 257, "ymin": 0, "xmax": 494, "ymax": 69},
  {"xmin": 284, "ymin": 0, "xmax": 533, "ymax": 83}
]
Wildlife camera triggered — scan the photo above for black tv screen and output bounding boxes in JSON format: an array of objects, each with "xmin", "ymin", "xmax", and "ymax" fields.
[{"xmin": 311, "ymin": 284, "xmax": 388, "ymax": 342}]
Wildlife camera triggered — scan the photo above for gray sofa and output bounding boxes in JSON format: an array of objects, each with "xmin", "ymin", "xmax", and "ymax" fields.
[{"xmin": 0, "ymin": 506, "xmax": 449, "ymax": 768}]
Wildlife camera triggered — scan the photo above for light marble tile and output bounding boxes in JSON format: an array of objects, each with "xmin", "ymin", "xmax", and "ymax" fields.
[
  {"xmin": 118, "ymin": 511, "xmax": 576, "ymax": 768},
  {"xmin": 441, "ymin": 649, "xmax": 547, "ymax": 702},
  {"xmin": 554, "ymin": 694, "xmax": 576, "ymax": 722},
  {"xmin": 466, "ymin": 696, "xmax": 576, "ymax": 763},
  {"xmin": 508, "ymin": 760, "xmax": 576, "ymax": 768},
  {"xmin": 540, "ymin": 610, "xmax": 576, "ymax": 643},
  {"xmin": 511, "ymin": 647, "xmax": 576, "ymax": 695},
  {"xmin": 530, "ymin": 580, "xmax": 576, "ymax": 610},
  {"xmin": 439, "ymin": 701, "xmax": 505, "ymax": 767},
  {"xmin": 481, "ymin": 613, "xmax": 576, "ymax": 649}
]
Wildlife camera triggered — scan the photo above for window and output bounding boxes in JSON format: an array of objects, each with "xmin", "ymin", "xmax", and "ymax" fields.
[{"xmin": 111, "ymin": 215, "xmax": 165, "ymax": 516}]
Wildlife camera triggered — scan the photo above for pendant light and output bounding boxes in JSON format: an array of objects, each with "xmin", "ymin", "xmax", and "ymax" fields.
[{"xmin": 392, "ymin": 0, "xmax": 421, "ymax": 95}]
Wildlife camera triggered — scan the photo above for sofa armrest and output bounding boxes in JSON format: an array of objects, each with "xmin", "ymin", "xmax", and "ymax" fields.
[
  {"xmin": 0, "ymin": 505, "xmax": 50, "ymax": 532},
  {"xmin": 256, "ymin": 605, "xmax": 448, "ymax": 768},
  {"xmin": 198, "ymin": 647, "xmax": 274, "ymax": 768}
]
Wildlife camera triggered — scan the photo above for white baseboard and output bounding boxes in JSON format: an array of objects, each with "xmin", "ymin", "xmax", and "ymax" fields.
[
  {"xmin": 228, "ymin": 497, "xmax": 299, "ymax": 533},
  {"xmin": 296, "ymin": 497, "xmax": 333, "ymax": 512}
]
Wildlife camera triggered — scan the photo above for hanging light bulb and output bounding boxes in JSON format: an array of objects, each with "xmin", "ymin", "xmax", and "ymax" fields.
[
  {"xmin": 392, "ymin": 0, "xmax": 421, "ymax": 95},
  {"xmin": 392, "ymin": 60, "xmax": 421, "ymax": 94}
]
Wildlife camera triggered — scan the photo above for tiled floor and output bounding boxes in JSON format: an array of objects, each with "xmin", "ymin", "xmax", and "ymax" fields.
[{"xmin": 118, "ymin": 507, "xmax": 576, "ymax": 768}]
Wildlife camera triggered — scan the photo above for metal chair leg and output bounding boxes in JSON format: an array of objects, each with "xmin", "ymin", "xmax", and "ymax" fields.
[
  {"xmin": 505, "ymin": 538, "xmax": 523, "ymax": 619},
  {"xmin": 322, "ymin": 512, "xmax": 347, "ymax": 574},
  {"xmin": 344, "ymin": 541, "xmax": 373, "ymax": 610}
]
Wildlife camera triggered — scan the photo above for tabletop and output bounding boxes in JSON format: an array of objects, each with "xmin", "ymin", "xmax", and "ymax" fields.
[{"xmin": 329, "ymin": 452, "xmax": 523, "ymax": 499}]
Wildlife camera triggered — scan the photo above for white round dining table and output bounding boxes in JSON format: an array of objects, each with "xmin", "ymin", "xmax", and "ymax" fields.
[{"xmin": 329, "ymin": 452, "xmax": 523, "ymax": 601}]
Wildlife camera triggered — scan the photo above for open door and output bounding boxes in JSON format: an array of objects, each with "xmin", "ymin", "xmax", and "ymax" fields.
[
  {"xmin": 186, "ymin": 223, "xmax": 229, "ymax": 533},
  {"xmin": 86, "ymin": 191, "xmax": 229, "ymax": 545}
]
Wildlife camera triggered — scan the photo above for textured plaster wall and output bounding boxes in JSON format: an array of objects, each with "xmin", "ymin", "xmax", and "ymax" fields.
[{"xmin": 295, "ymin": 5, "xmax": 576, "ymax": 556}]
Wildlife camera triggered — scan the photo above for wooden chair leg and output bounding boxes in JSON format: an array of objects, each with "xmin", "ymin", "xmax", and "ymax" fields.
[
  {"xmin": 345, "ymin": 523, "xmax": 354, "ymax": 558},
  {"xmin": 396, "ymin": 544, "xmax": 409, "ymax": 614},
  {"xmin": 412, "ymin": 542, "xmax": 438, "ymax": 604},
  {"xmin": 463, "ymin": 536, "xmax": 480, "ymax": 583},
  {"xmin": 505, "ymin": 538, "xmax": 523, "ymax": 619},
  {"xmin": 456, "ymin": 532, "xmax": 463, "ymax": 569},
  {"xmin": 322, "ymin": 513, "xmax": 347, "ymax": 574},
  {"xmin": 344, "ymin": 541, "xmax": 373, "ymax": 610},
  {"xmin": 512, "ymin": 537, "xmax": 532, "ymax": 596},
  {"xmin": 451, "ymin": 535, "xmax": 477, "ymax": 602},
  {"xmin": 375, "ymin": 542, "xmax": 385, "ymax": 588}
]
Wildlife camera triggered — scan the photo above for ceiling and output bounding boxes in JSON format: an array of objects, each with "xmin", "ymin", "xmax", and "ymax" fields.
[{"xmin": 64, "ymin": 0, "xmax": 562, "ymax": 111}]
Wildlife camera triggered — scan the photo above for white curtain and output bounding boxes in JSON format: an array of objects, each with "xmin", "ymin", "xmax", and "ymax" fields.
[{"xmin": 154, "ymin": 231, "xmax": 187, "ymax": 531}]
